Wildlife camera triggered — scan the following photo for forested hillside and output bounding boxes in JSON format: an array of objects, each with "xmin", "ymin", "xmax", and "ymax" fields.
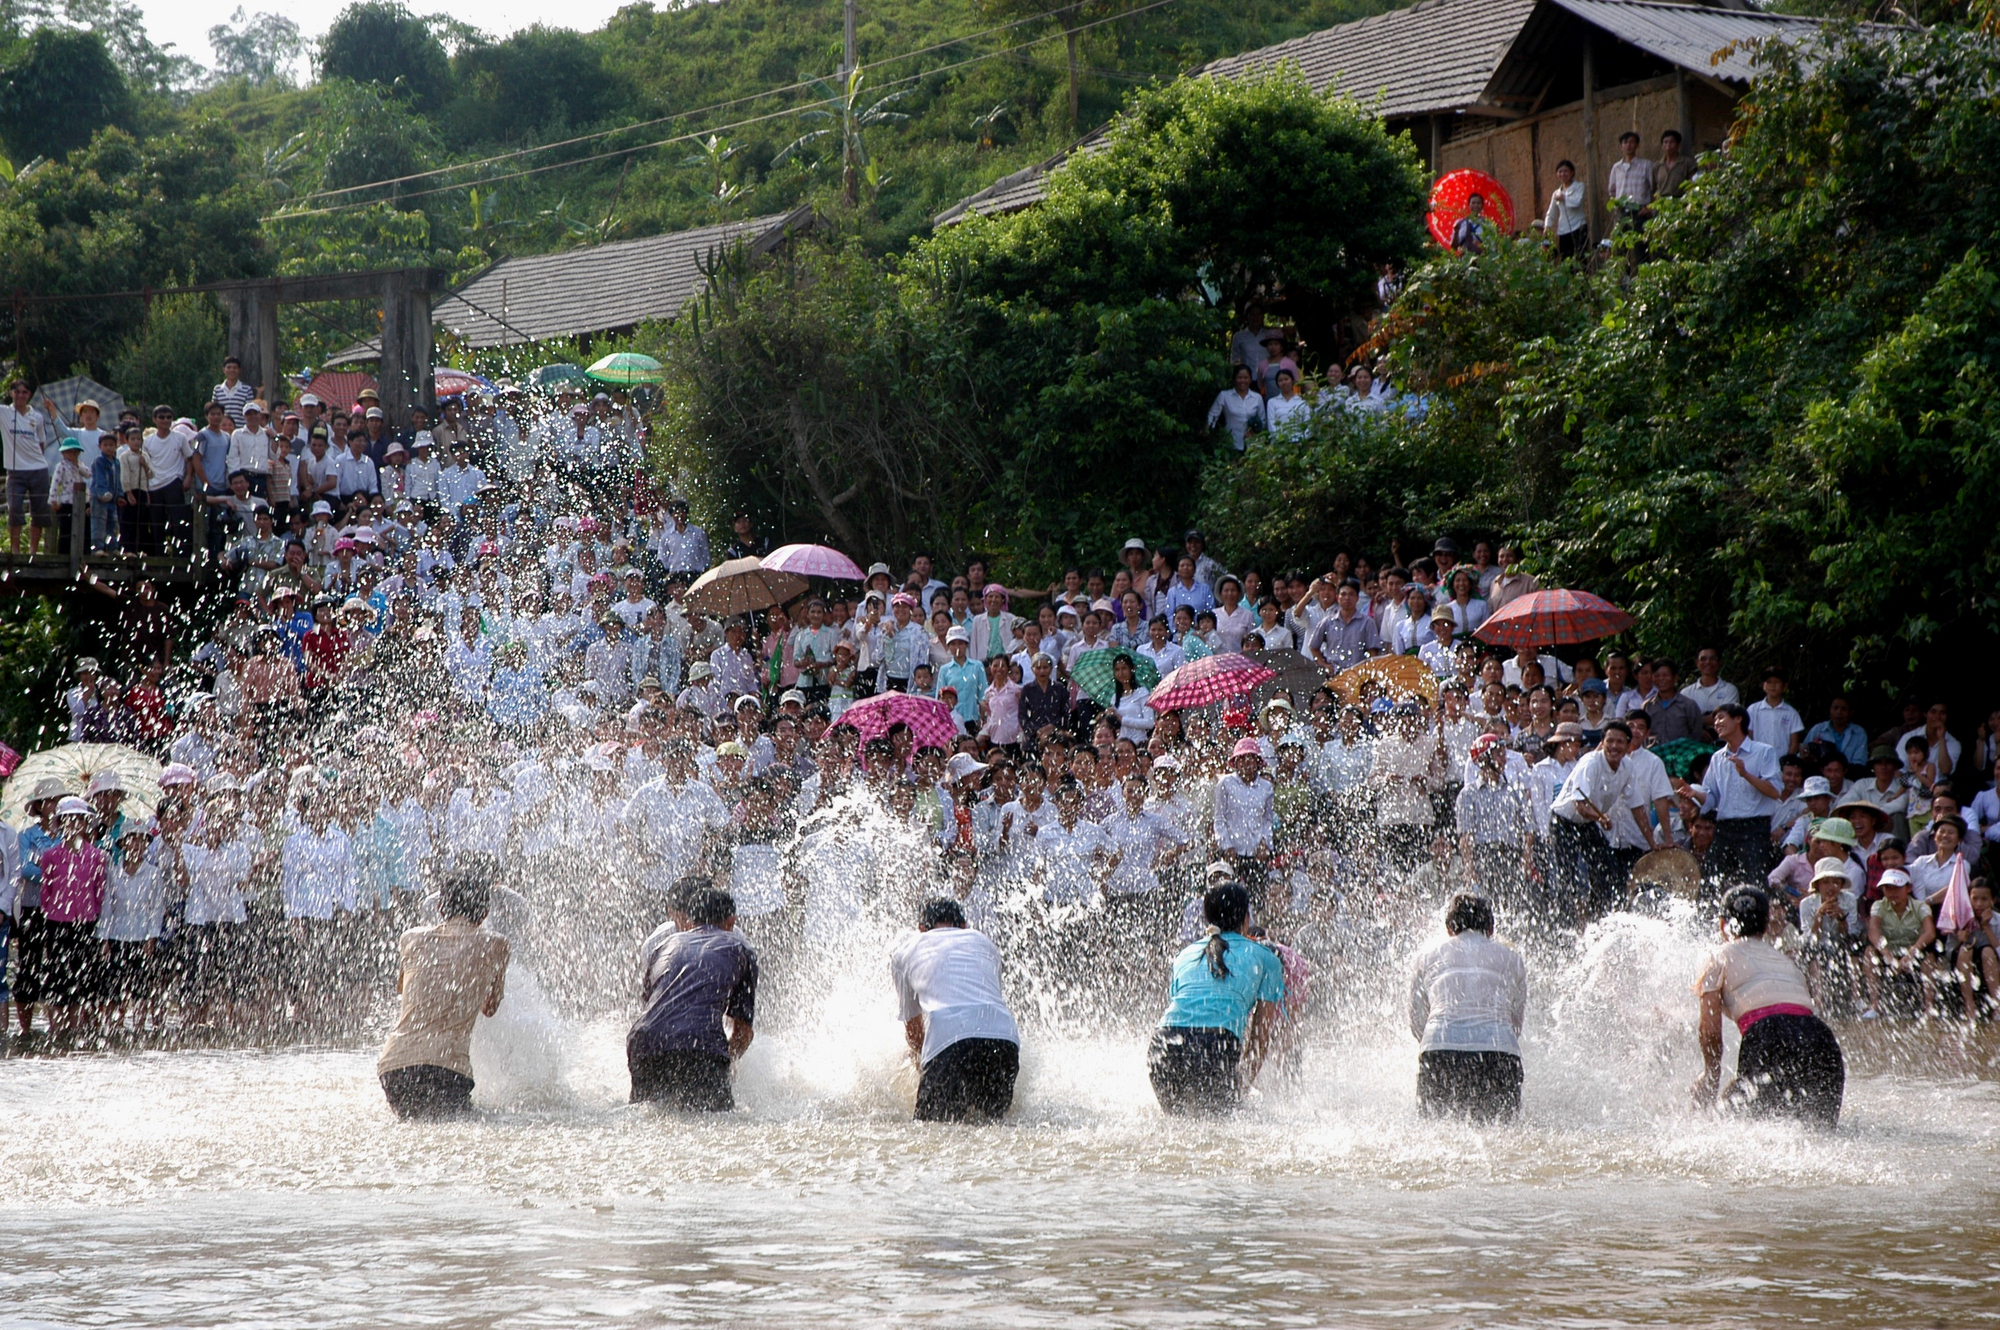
[{"xmin": 0, "ymin": 0, "xmax": 1402, "ymax": 381}]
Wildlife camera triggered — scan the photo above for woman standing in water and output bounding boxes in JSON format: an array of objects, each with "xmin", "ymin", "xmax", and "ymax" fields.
[
  {"xmin": 1694, "ymin": 885, "xmax": 1846, "ymax": 1127},
  {"xmin": 1148, "ymin": 881, "xmax": 1285, "ymax": 1115}
]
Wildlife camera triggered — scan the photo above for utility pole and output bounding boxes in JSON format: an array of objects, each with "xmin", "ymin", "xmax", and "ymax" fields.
[{"xmin": 842, "ymin": 0, "xmax": 859, "ymax": 204}]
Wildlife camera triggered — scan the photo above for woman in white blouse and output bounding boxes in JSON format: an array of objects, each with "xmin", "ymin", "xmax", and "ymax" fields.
[
  {"xmin": 1264, "ymin": 368, "xmax": 1313, "ymax": 437},
  {"xmin": 1206, "ymin": 366, "xmax": 1265, "ymax": 449},
  {"xmin": 1211, "ymin": 575, "xmax": 1256, "ymax": 654},
  {"xmin": 1440, "ymin": 569, "xmax": 1490, "ymax": 636},
  {"xmin": 1110, "ymin": 653, "xmax": 1155, "ymax": 744},
  {"xmin": 1539, "ymin": 159, "xmax": 1587, "ymax": 261}
]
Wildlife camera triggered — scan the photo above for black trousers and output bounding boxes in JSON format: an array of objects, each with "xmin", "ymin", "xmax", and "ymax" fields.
[
  {"xmin": 380, "ymin": 1064, "xmax": 475, "ymax": 1119},
  {"xmin": 1707, "ymin": 817, "xmax": 1772, "ymax": 901},
  {"xmin": 1147, "ymin": 1026, "xmax": 1242, "ymax": 1116},
  {"xmin": 1731, "ymin": 1013, "xmax": 1845, "ymax": 1128},
  {"xmin": 915, "ymin": 1037, "xmax": 1019, "ymax": 1122},
  {"xmin": 629, "ymin": 1049, "xmax": 734, "ymax": 1111},
  {"xmin": 1417, "ymin": 1050, "xmax": 1523, "ymax": 1123}
]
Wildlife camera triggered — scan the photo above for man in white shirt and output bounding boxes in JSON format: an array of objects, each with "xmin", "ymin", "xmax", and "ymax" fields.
[
  {"xmin": 1680, "ymin": 646, "xmax": 1740, "ymax": 715},
  {"xmin": 1899, "ymin": 701, "xmax": 1960, "ymax": 784},
  {"xmin": 438, "ymin": 442, "xmax": 485, "ymax": 512},
  {"xmin": 623, "ymin": 742, "xmax": 730, "ymax": 893},
  {"xmin": 1745, "ymin": 668, "xmax": 1804, "ymax": 755},
  {"xmin": 653, "ymin": 498, "xmax": 710, "ymax": 578},
  {"xmin": 3, "ymin": 378, "xmax": 53, "ymax": 557},
  {"xmin": 141, "ymin": 405, "xmax": 199, "ymax": 553},
  {"xmin": 297, "ymin": 428, "xmax": 340, "ymax": 505},
  {"xmin": 1549, "ymin": 721, "xmax": 1654, "ymax": 922},
  {"xmin": 404, "ymin": 434, "xmax": 442, "ymax": 508},
  {"xmin": 889, "ymin": 897, "xmax": 1021, "ymax": 1122},
  {"xmin": 1607, "ymin": 130, "xmax": 1654, "ymax": 225},
  {"xmin": 336, "ymin": 433, "xmax": 379, "ymax": 504},
  {"xmin": 226, "ymin": 402, "xmax": 274, "ymax": 497}
]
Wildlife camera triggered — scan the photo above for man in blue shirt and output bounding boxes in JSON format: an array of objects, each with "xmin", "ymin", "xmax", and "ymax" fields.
[
  {"xmin": 627, "ymin": 885, "xmax": 758, "ymax": 1111},
  {"xmin": 194, "ymin": 401, "xmax": 235, "ymax": 553},
  {"xmin": 1803, "ymin": 696, "xmax": 1869, "ymax": 768},
  {"xmin": 1700, "ymin": 702, "xmax": 1784, "ymax": 898}
]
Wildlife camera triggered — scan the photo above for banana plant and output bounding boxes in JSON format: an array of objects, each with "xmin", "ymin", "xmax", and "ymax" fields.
[
  {"xmin": 773, "ymin": 69, "xmax": 911, "ymax": 205},
  {"xmin": 682, "ymin": 134, "xmax": 752, "ymax": 209}
]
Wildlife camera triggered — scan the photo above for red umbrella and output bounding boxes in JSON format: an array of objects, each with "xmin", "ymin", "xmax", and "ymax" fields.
[
  {"xmin": 762, "ymin": 543, "xmax": 866, "ymax": 581},
  {"xmin": 836, "ymin": 690, "xmax": 959, "ymax": 749},
  {"xmin": 1147, "ymin": 653, "xmax": 1277, "ymax": 713},
  {"xmin": 1428, "ymin": 169, "xmax": 1515, "ymax": 248},
  {"xmin": 1474, "ymin": 589, "xmax": 1634, "ymax": 649}
]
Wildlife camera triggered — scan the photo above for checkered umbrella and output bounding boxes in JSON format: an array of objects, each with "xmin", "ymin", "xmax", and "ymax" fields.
[
  {"xmin": 32, "ymin": 375, "xmax": 127, "ymax": 429},
  {"xmin": 1146, "ymin": 652, "xmax": 1276, "ymax": 713},
  {"xmin": 1070, "ymin": 647, "xmax": 1160, "ymax": 706},
  {"xmin": 1473, "ymin": 588, "xmax": 1633, "ymax": 649},
  {"xmin": 837, "ymin": 690, "xmax": 958, "ymax": 749}
]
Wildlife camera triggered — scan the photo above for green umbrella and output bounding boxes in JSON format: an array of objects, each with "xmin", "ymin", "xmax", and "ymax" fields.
[
  {"xmin": 1652, "ymin": 737, "xmax": 1719, "ymax": 781},
  {"xmin": 586, "ymin": 351, "xmax": 664, "ymax": 385},
  {"xmin": 1070, "ymin": 646, "xmax": 1160, "ymax": 706},
  {"xmin": 526, "ymin": 363, "xmax": 588, "ymax": 393}
]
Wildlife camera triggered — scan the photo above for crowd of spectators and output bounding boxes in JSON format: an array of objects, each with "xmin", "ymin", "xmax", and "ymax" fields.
[{"xmin": 2, "ymin": 352, "xmax": 1995, "ymax": 1046}]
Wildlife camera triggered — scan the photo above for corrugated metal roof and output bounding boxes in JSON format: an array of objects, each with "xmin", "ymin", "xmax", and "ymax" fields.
[
  {"xmin": 325, "ymin": 208, "xmax": 810, "ymax": 362},
  {"xmin": 937, "ymin": 0, "xmax": 1534, "ymax": 225},
  {"xmin": 1545, "ymin": 0, "xmax": 1836, "ymax": 84},
  {"xmin": 1201, "ymin": 0, "xmax": 1536, "ymax": 119}
]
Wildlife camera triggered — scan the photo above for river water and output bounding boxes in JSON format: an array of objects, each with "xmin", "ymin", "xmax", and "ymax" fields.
[{"xmin": 5, "ymin": 908, "xmax": 1999, "ymax": 1328}]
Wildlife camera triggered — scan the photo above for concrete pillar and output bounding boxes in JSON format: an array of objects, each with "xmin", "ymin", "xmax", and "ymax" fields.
[{"xmin": 376, "ymin": 271, "xmax": 434, "ymax": 425}]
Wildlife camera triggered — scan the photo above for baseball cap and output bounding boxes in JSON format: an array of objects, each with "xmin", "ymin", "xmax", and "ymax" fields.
[
  {"xmin": 1878, "ymin": 868, "xmax": 1912, "ymax": 889},
  {"xmin": 1229, "ymin": 737, "xmax": 1263, "ymax": 762},
  {"xmin": 945, "ymin": 625, "xmax": 970, "ymax": 644},
  {"xmin": 364, "ymin": 407, "xmax": 385, "ymax": 420},
  {"xmin": 56, "ymin": 796, "xmax": 93, "ymax": 818},
  {"xmin": 1470, "ymin": 733, "xmax": 1506, "ymax": 763},
  {"xmin": 947, "ymin": 753, "xmax": 985, "ymax": 782}
]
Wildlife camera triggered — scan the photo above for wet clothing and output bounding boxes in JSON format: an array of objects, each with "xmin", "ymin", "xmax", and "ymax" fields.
[
  {"xmin": 1696, "ymin": 937, "xmax": 1843, "ymax": 1127},
  {"xmin": 1407, "ymin": 931, "xmax": 1528, "ymax": 1056},
  {"xmin": 628, "ymin": 924, "xmax": 759, "ymax": 1062},
  {"xmin": 1730, "ymin": 1013, "xmax": 1845, "ymax": 1127},
  {"xmin": 889, "ymin": 926, "xmax": 1018, "ymax": 1065},
  {"xmin": 1159, "ymin": 932, "xmax": 1285, "ymax": 1040},
  {"xmin": 1147, "ymin": 1026, "xmax": 1243, "ymax": 1115},
  {"xmin": 377, "ymin": 919, "xmax": 511, "ymax": 1080},
  {"xmin": 1417, "ymin": 1050, "xmax": 1523, "ymax": 1123},
  {"xmin": 380, "ymin": 1064, "xmax": 477, "ymax": 1119},
  {"xmin": 629, "ymin": 1050, "xmax": 734, "ymax": 1111},
  {"xmin": 914, "ymin": 1037, "xmax": 1020, "ymax": 1122}
]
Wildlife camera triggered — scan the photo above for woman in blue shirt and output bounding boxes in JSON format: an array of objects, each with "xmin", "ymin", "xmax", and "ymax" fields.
[{"xmin": 1149, "ymin": 881, "xmax": 1285, "ymax": 1115}]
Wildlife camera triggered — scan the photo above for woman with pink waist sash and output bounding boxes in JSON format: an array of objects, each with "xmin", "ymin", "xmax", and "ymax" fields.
[{"xmin": 1693, "ymin": 884, "xmax": 1846, "ymax": 1127}]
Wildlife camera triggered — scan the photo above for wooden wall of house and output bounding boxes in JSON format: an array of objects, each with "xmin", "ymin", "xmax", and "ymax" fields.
[{"xmin": 1435, "ymin": 76, "xmax": 1738, "ymax": 240}]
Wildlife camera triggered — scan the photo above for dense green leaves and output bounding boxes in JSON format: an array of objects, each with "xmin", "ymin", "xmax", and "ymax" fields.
[
  {"xmin": 317, "ymin": 2, "xmax": 450, "ymax": 110},
  {"xmin": 0, "ymin": 26, "xmax": 132, "ymax": 161}
]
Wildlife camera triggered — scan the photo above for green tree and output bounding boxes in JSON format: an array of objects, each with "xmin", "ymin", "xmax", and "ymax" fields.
[
  {"xmin": 0, "ymin": 26, "xmax": 132, "ymax": 162},
  {"xmin": 444, "ymin": 25, "xmax": 626, "ymax": 145},
  {"xmin": 1512, "ymin": 25, "xmax": 2000, "ymax": 699},
  {"xmin": 653, "ymin": 233, "xmax": 997, "ymax": 562},
  {"xmin": 107, "ymin": 291, "xmax": 228, "ymax": 418},
  {"xmin": 917, "ymin": 67, "xmax": 1429, "ymax": 570},
  {"xmin": 208, "ymin": 7, "xmax": 303, "ymax": 85},
  {"xmin": 316, "ymin": 1, "xmax": 451, "ymax": 110}
]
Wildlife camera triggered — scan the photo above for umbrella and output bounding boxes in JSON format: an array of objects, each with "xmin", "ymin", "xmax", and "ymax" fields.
[
  {"xmin": 433, "ymin": 368, "xmax": 497, "ymax": 399},
  {"xmin": 32, "ymin": 375, "xmax": 127, "ymax": 429},
  {"xmin": 1474, "ymin": 589, "xmax": 1633, "ymax": 649},
  {"xmin": 1427, "ymin": 168, "xmax": 1515, "ymax": 248},
  {"xmin": 1248, "ymin": 649, "xmax": 1331, "ymax": 708},
  {"xmin": 835, "ymin": 691, "xmax": 959, "ymax": 749},
  {"xmin": 1071, "ymin": 647, "xmax": 1160, "ymax": 706},
  {"xmin": 684, "ymin": 557, "xmax": 808, "ymax": 617},
  {"xmin": 1, "ymin": 743, "xmax": 163, "ymax": 830},
  {"xmin": 526, "ymin": 363, "xmax": 588, "ymax": 394},
  {"xmin": 763, "ymin": 543, "xmax": 865, "ymax": 582},
  {"xmin": 1148, "ymin": 652, "xmax": 1276, "ymax": 713},
  {"xmin": 1651, "ymin": 737, "xmax": 1719, "ymax": 781},
  {"xmin": 586, "ymin": 352, "xmax": 665, "ymax": 385},
  {"xmin": 1329, "ymin": 655, "xmax": 1440, "ymax": 706}
]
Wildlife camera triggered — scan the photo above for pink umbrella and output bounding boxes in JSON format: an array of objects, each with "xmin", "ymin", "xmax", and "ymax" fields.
[
  {"xmin": 1148, "ymin": 652, "xmax": 1277, "ymax": 712},
  {"xmin": 763, "ymin": 543, "xmax": 865, "ymax": 581},
  {"xmin": 836, "ymin": 690, "xmax": 958, "ymax": 748}
]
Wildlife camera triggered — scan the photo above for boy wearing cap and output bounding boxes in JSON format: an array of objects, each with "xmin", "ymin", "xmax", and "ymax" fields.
[{"xmin": 937, "ymin": 627, "xmax": 987, "ymax": 727}]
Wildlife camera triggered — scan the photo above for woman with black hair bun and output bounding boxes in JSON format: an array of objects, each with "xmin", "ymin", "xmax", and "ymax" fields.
[
  {"xmin": 1408, "ymin": 894, "xmax": 1528, "ymax": 1123},
  {"xmin": 1694, "ymin": 885, "xmax": 1846, "ymax": 1127},
  {"xmin": 1146, "ymin": 879, "xmax": 1285, "ymax": 1115}
]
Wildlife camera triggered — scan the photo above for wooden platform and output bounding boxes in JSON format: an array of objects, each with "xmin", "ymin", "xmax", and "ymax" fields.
[{"xmin": 0, "ymin": 493, "xmax": 214, "ymax": 597}]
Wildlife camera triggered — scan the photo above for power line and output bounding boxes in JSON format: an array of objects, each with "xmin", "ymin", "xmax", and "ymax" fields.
[{"xmin": 275, "ymin": 0, "xmax": 1187, "ymax": 212}]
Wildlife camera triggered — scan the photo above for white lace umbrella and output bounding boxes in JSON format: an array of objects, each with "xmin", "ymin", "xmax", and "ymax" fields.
[{"xmin": 0, "ymin": 743, "xmax": 163, "ymax": 830}]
